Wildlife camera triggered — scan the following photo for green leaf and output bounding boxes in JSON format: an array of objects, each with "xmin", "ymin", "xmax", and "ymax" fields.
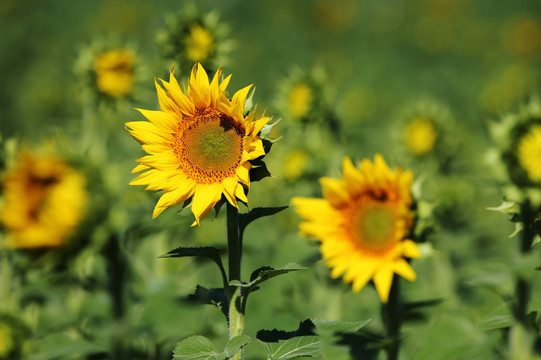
[
  {"xmin": 479, "ymin": 315, "xmax": 515, "ymax": 331},
  {"xmin": 159, "ymin": 246, "xmax": 222, "ymax": 262},
  {"xmin": 486, "ymin": 200, "xmax": 520, "ymax": 214},
  {"xmin": 159, "ymin": 247, "xmax": 227, "ymax": 285},
  {"xmin": 224, "ymin": 335, "xmax": 251, "ymax": 358},
  {"xmin": 479, "ymin": 303, "xmax": 514, "ymax": 331},
  {"xmin": 28, "ymin": 333, "xmax": 107, "ymax": 360},
  {"xmin": 238, "ymin": 206, "xmax": 289, "ymax": 237},
  {"xmin": 187, "ymin": 285, "xmax": 228, "ymax": 317},
  {"xmin": 173, "ymin": 335, "xmax": 217, "ymax": 360},
  {"xmin": 230, "ymin": 263, "xmax": 306, "ymax": 294},
  {"xmin": 312, "ymin": 319, "xmax": 371, "ymax": 334},
  {"xmin": 260, "ymin": 336, "xmax": 321, "ymax": 359},
  {"xmin": 173, "ymin": 335, "xmax": 250, "ymax": 360}
]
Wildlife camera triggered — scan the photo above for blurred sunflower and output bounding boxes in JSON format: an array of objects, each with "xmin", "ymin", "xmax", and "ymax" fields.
[
  {"xmin": 156, "ymin": 5, "xmax": 233, "ymax": 74},
  {"xmin": 394, "ymin": 99, "xmax": 457, "ymax": 171},
  {"xmin": 0, "ymin": 148, "xmax": 87, "ymax": 248},
  {"xmin": 292, "ymin": 155, "xmax": 420, "ymax": 303},
  {"xmin": 489, "ymin": 96, "xmax": 541, "ymax": 188},
  {"xmin": 403, "ymin": 117, "xmax": 437, "ymax": 156},
  {"xmin": 517, "ymin": 125, "xmax": 541, "ymax": 182},
  {"xmin": 93, "ymin": 48, "xmax": 135, "ymax": 98},
  {"xmin": 75, "ymin": 40, "xmax": 144, "ymax": 103},
  {"xmin": 126, "ymin": 63, "xmax": 269, "ymax": 224}
]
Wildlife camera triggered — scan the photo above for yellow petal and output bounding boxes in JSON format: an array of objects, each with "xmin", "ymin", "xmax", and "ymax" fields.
[
  {"xmin": 392, "ymin": 259, "xmax": 417, "ymax": 282},
  {"xmin": 125, "ymin": 121, "xmax": 171, "ymax": 145},
  {"xmin": 155, "ymin": 79, "xmax": 182, "ymax": 118},
  {"xmin": 152, "ymin": 179, "xmax": 196, "ymax": 218},
  {"xmin": 236, "ymin": 184, "xmax": 248, "ymax": 203},
  {"xmin": 222, "ymin": 177, "xmax": 238, "ymax": 208},
  {"xmin": 135, "ymin": 108, "xmax": 178, "ymax": 134},
  {"xmin": 401, "ymin": 240, "xmax": 421, "ymax": 259},
  {"xmin": 320, "ymin": 177, "xmax": 350, "ymax": 208},
  {"xmin": 160, "ymin": 71, "xmax": 195, "ymax": 117},
  {"xmin": 191, "ymin": 182, "xmax": 223, "ymax": 224},
  {"xmin": 373, "ymin": 267, "xmax": 394, "ymax": 303}
]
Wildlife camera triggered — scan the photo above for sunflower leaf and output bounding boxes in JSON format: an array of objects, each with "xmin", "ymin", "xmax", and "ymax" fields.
[
  {"xmin": 173, "ymin": 335, "xmax": 250, "ymax": 360},
  {"xmin": 258, "ymin": 336, "xmax": 321, "ymax": 359},
  {"xmin": 230, "ymin": 263, "xmax": 305, "ymax": 293},
  {"xmin": 159, "ymin": 247, "xmax": 227, "ymax": 287},
  {"xmin": 238, "ymin": 206, "xmax": 289, "ymax": 238},
  {"xmin": 186, "ymin": 285, "xmax": 228, "ymax": 318}
]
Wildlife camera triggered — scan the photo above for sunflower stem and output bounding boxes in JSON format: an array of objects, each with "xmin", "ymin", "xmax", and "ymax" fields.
[
  {"xmin": 226, "ymin": 202, "xmax": 244, "ymax": 360},
  {"xmin": 383, "ymin": 275, "xmax": 402, "ymax": 360},
  {"xmin": 1, "ymin": 244, "xmax": 12, "ymax": 312},
  {"xmin": 515, "ymin": 201, "xmax": 534, "ymax": 326}
]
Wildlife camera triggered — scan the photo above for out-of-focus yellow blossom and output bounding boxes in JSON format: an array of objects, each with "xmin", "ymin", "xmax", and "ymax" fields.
[
  {"xmin": 185, "ymin": 24, "xmax": 214, "ymax": 63},
  {"xmin": 283, "ymin": 149, "xmax": 309, "ymax": 181},
  {"xmin": 292, "ymin": 155, "xmax": 420, "ymax": 303},
  {"xmin": 93, "ymin": 48, "xmax": 135, "ymax": 97},
  {"xmin": 404, "ymin": 117, "xmax": 438, "ymax": 156},
  {"xmin": 288, "ymin": 83, "xmax": 313, "ymax": 119},
  {"xmin": 0, "ymin": 149, "xmax": 87, "ymax": 248},
  {"xmin": 517, "ymin": 125, "xmax": 541, "ymax": 182}
]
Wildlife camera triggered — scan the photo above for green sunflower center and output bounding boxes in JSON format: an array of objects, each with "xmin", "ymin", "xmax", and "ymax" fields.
[
  {"xmin": 353, "ymin": 202, "xmax": 398, "ymax": 252},
  {"xmin": 174, "ymin": 108, "xmax": 244, "ymax": 184}
]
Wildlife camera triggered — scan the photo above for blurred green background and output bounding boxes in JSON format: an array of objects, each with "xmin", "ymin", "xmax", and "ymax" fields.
[{"xmin": 2, "ymin": 0, "xmax": 541, "ymax": 359}]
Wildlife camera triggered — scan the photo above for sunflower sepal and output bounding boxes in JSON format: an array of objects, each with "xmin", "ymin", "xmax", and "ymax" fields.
[{"xmin": 249, "ymin": 159, "xmax": 272, "ymax": 182}]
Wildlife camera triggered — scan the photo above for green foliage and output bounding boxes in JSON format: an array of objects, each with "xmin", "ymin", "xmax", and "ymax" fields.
[
  {"xmin": 230, "ymin": 263, "xmax": 306, "ymax": 295},
  {"xmin": 257, "ymin": 318, "xmax": 371, "ymax": 359},
  {"xmin": 173, "ymin": 335, "xmax": 250, "ymax": 360}
]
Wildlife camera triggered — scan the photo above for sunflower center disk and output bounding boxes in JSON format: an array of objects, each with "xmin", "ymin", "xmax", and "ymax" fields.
[
  {"xmin": 175, "ymin": 109, "xmax": 244, "ymax": 184},
  {"xmin": 353, "ymin": 202, "xmax": 398, "ymax": 252}
]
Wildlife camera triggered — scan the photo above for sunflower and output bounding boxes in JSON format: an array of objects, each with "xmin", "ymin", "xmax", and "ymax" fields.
[
  {"xmin": 0, "ymin": 149, "xmax": 87, "ymax": 248},
  {"xmin": 403, "ymin": 116, "xmax": 438, "ymax": 156},
  {"xmin": 517, "ymin": 124, "xmax": 541, "ymax": 182},
  {"xmin": 93, "ymin": 48, "xmax": 135, "ymax": 98},
  {"xmin": 126, "ymin": 63, "xmax": 269, "ymax": 224},
  {"xmin": 292, "ymin": 155, "xmax": 420, "ymax": 303}
]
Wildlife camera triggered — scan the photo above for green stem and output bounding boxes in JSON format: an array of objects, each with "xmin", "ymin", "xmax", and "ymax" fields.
[
  {"xmin": 106, "ymin": 234, "xmax": 127, "ymax": 360},
  {"xmin": 1, "ymin": 246, "xmax": 12, "ymax": 312},
  {"xmin": 515, "ymin": 202, "xmax": 534, "ymax": 325},
  {"xmin": 383, "ymin": 275, "xmax": 401, "ymax": 360},
  {"xmin": 226, "ymin": 203, "xmax": 244, "ymax": 360}
]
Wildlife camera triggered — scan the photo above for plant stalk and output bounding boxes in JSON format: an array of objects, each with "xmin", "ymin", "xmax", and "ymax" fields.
[
  {"xmin": 515, "ymin": 202, "xmax": 534, "ymax": 325},
  {"xmin": 226, "ymin": 203, "xmax": 245, "ymax": 360},
  {"xmin": 383, "ymin": 275, "xmax": 401, "ymax": 360}
]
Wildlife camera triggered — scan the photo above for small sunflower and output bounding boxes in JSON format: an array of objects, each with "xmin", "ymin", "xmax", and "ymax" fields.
[
  {"xmin": 93, "ymin": 48, "xmax": 135, "ymax": 98},
  {"xmin": 156, "ymin": 5, "xmax": 233, "ymax": 75},
  {"xmin": 403, "ymin": 117, "xmax": 438, "ymax": 156},
  {"xmin": 0, "ymin": 149, "xmax": 87, "ymax": 248},
  {"xmin": 126, "ymin": 63, "xmax": 270, "ymax": 224},
  {"xmin": 292, "ymin": 155, "xmax": 420, "ymax": 303},
  {"xmin": 517, "ymin": 125, "xmax": 541, "ymax": 182}
]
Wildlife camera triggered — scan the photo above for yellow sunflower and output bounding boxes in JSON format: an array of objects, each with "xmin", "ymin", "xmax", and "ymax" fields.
[
  {"xmin": 517, "ymin": 124, "xmax": 541, "ymax": 182},
  {"xmin": 93, "ymin": 48, "xmax": 135, "ymax": 97},
  {"xmin": 0, "ymin": 149, "xmax": 87, "ymax": 248},
  {"xmin": 404, "ymin": 117, "xmax": 438, "ymax": 156},
  {"xmin": 292, "ymin": 155, "xmax": 420, "ymax": 303},
  {"xmin": 126, "ymin": 63, "xmax": 269, "ymax": 224}
]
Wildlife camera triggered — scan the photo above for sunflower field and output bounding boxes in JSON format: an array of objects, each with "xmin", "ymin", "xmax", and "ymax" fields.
[{"xmin": 2, "ymin": 0, "xmax": 541, "ymax": 359}]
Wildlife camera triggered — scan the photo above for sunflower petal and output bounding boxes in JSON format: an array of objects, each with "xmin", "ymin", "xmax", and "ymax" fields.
[{"xmin": 191, "ymin": 182, "xmax": 223, "ymax": 225}]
